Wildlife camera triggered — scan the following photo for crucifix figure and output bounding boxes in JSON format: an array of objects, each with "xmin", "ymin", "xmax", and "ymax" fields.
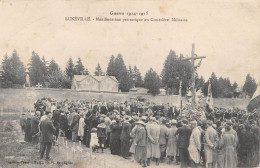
[{"xmin": 181, "ymin": 43, "xmax": 206, "ymax": 110}]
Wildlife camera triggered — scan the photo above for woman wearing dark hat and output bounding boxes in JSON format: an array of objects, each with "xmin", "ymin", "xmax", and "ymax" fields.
[
  {"xmin": 120, "ymin": 116, "xmax": 132, "ymax": 159},
  {"xmin": 110, "ymin": 116, "xmax": 122, "ymax": 155}
]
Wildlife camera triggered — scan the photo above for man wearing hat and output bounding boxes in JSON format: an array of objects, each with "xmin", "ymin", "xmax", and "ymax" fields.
[
  {"xmin": 166, "ymin": 120, "xmax": 178, "ymax": 164},
  {"xmin": 159, "ymin": 117, "xmax": 168, "ymax": 162},
  {"xmin": 52, "ymin": 106, "xmax": 61, "ymax": 141},
  {"xmin": 68, "ymin": 109, "xmax": 80, "ymax": 142},
  {"xmin": 205, "ymin": 120, "xmax": 218, "ymax": 168},
  {"xmin": 120, "ymin": 115, "xmax": 132, "ymax": 159},
  {"xmin": 175, "ymin": 119, "xmax": 192, "ymax": 168},
  {"xmin": 39, "ymin": 111, "xmax": 56, "ymax": 160},
  {"xmin": 146, "ymin": 117, "xmax": 161, "ymax": 166},
  {"xmin": 134, "ymin": 120, "xmax": 147, "ymax": 167},
  {"xmin": 31, "ymin": 111, "xmax": 41, "ymax": 146},
  {"xmin": 188, "ymin": 120, "xmax": 201, "ymax": 167}
]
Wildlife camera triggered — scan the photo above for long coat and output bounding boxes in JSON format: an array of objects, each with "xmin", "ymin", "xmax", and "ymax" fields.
[
  {"xmin": 68, "ymin": 112, "xmax": 79, "ymax": 132},
  {"xmin": 218, "ymin": 132, "xmax": 237, "ymax": 168},
  {"xmin": 159, "ymin": 124, "xmax": 168, "ymax": 145},
  {"xmin": 134, "ymin": 126, "xmax": 147, "ymax": 162},
  {"xmin": 24, "ymin": 118, "xmax": 32, "ymax": 142},
  {"xmin": 146, "ymin": 122, "xmax": 161, "ymax": 158},
  {"xmin": 78, "ymin": 117, "xmax": 85, "ymax": 137},
  {"xmin": 166, "ymin": 126, "xmax": 178, "ymax": 156},
  {"xmin": 120, "ymin": 121, "xmax": 132, "ymax": 141},
  {"xmin": 40, "ymin": 117, "xmax": 56, "ymax": 143},
  {"xmin": 31, "ymin": 115, "xmax": 40, "ymax": 135},
  {"xmin": 129, "ymin": 125, "xmax": 138, "ymax": 153},
  {"xmin": 205, "ymin": 126, "xmax": 218, "ymax": 164},
  {"xmin": 188, "ymin": 126, "xmax": 201, "ymax": 164},
  {"xmin": 110, "ymin": 122, "xmax": 122, "ymax": 155},
  {"xmin": 175, "ymin": 125, "xmax": 192, "ymax": 149}
]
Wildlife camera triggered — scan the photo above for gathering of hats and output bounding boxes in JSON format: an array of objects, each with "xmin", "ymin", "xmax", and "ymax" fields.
[{"xmin": 19, "ymin": 96, "xmax": 260, "ymax": 168}]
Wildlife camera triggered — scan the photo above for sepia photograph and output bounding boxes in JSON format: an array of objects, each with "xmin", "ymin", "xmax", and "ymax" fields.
[{"xmin": 0, "ymin": 0, "xmax": 259, "ymax": 167}]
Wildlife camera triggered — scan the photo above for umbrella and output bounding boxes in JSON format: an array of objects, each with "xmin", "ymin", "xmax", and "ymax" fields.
[{"xmin": 247, "ymin": 83, "xmax": 260, "ymax": 112}]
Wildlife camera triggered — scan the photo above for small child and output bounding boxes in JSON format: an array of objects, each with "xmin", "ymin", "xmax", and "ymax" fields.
[
  {"xmin": 90, "ymin": 128, "xmax": 99, "ymax": 152},
  {"xmin": 97, "ymin": 118, "xmax": 106, "ymax": 153}
]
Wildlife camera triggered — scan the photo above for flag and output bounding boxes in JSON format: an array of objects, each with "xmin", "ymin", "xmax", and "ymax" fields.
[
  {"xmin": 247, "ymin": 82, "xmax": 260, "ymax": 112},
  {"xmin": 206, "ymin": 79, "xmax": 214, "ymax": 112}
]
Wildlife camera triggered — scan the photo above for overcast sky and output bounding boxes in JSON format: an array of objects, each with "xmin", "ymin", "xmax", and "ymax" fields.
[{"xmin": 0, "ymin": 0, "xmax": 259, "ymax": 87}]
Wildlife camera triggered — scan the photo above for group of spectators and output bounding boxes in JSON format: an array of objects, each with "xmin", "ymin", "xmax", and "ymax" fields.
[{"xmin": 20, "ymin": 97, "xmax": 260, "ymax": 168}]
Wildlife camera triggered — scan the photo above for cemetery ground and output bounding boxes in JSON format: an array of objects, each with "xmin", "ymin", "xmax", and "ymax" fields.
[{"xmin": 0, "ymin": 112, "xmax": 180, "ymax": 168}]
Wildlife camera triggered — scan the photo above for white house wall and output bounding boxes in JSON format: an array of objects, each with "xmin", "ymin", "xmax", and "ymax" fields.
[
  {"xmin": 78, "ymin": 76, "xmax": 99, "ymax": 90},
  {"xmin": 100, "ymin": 77, "xmax": 118, "ymax": 92}
]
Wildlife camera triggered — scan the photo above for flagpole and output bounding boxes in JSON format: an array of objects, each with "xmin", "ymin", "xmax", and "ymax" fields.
[{"xmin": 179, "ymin": 80, "xmax": 182, "ymax": 117}]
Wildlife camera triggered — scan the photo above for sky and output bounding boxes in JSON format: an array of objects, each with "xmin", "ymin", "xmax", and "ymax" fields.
[{"xmin": 0, "ymin": 0, "xmax": 259, "ymax": 87}]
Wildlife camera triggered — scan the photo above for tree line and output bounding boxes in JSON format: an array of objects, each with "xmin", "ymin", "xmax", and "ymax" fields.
[{"xmin": 0, "ymin": 49, "xmax": 258, "ymax": 97}]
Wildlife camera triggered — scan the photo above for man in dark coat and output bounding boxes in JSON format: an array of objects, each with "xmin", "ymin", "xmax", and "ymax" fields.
[
  {"xmin": 31, "ymin": 111, "xmax": 41, "ymax": 145},
  {"xmin": 175, "ymin": 119, "xmax": 192, "ymax": 168},
  {"xmin": 84, "ymin": 110, "xmax": 94, "ymax": 147},
  {"xmin": 52, "ymin": 106, "xmax": 61, "ymax": 141},
  {"xmin": 120, "ymin": 116, "xmax": 132, "ymax": 159},
  {"xmin": 40, "ymin": 111, "xmax": 56, "ymax": 160},
  {"xmin": 24, "ymin": 115, "xmax": 32, "ymax": 143},
  {"xmin": 68, "ymin": 109, "xmax": 79, "ymax": 142}
]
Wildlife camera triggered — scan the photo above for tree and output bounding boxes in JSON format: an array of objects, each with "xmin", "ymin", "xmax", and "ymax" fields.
[
  {"xmin": 210, "ymin": 72, "xmax": 221, "ymax": 98},
  {"xmin": 113, "ymin": 54, "xmax": 133, "ymax": 92},
  {"xmin": 161, "ymin": 51, "xmax": 192, "ymax": 95},
  {"xmin": 48, "ymin": 59, "xmax": 59, "ymax": 75},
  {"xmin": 218, "ymin": 77, "xmax": 233, "ymax": 98},
  {"xmin": 65, "ymin": 57, "xmax": 75, "ymax": 80},
  {"xmin": 94, "ymin": 63, "xmax": 103, "ymax": 76},
  {"xmin": 133, "ymin": 65, "xmax": 143, "ymax": 87},
  {"xmin": 107, "ymin": 55, "xmax": 115, "ymax": 76},
  {"xmin": 144, "ymin": 68, "xmax": 161, "ymax": 96},
  {"xmin": 44, "ymin": 70, "xmax": 71, "ymax": 89},
  {"xmin": 243, "ymin": 74, "xmax": 257, "ymax": 97},
  {"xmin": 232, "ymin": 82, "xmax": 238, "ymax": 91},
  {"xmin": 2, "ymin": 50, "xmax": 26, "ymax": 86},
  {"xmin": 74, "ymin": 57, "xmax": 85, "ymax": 75},
  {"xmin": 195, "ymin": 75, "xmax": 205, "ymax": 91},
  {"xmin": 1, "ymin": 54, "xmax": 12, "ymax": 87},
  {"xmin": 28, "ymin": 51, "xmax": 47, "ymax": 86},
  {"xmin": 83, "ymin": 69, "xmax": 90, "ymax": 75},
  {"xmin": 202, "ymin": 80, "xmax": 209, "ymax": 96}
]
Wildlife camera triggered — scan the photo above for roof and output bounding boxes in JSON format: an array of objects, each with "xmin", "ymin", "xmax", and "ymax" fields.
[
  {"xmin": 160, "ymin": 88, "xmax": 166, "ymax": 91},
  {"xmin": 73, "ymin": 75, "xmax": 118, "ymax": 83}
]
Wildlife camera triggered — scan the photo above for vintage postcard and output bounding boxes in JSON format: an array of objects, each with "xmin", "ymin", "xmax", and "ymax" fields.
[{"xmin": 0, "ymin": 0, "xmax": 259, "ymax": 167}]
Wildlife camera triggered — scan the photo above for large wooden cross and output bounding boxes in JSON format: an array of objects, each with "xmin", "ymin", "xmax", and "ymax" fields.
[{"xmin": 181, "ymin": 43, "xmax": 206, "ymax": 110}]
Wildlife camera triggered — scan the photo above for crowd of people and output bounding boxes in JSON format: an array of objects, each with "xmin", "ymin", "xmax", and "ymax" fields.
[{"xmin": 20, "ymin": 97, "xmax": 260, "ymax": 168}]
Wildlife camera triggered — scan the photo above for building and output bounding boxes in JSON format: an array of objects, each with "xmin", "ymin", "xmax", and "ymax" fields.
[
  {"xmin": 71, "ymin": 75, "xmax": 119, "ymax": 92},
  {"xmin": 129, "ymin": 87, "xmax": 148, "ymax": 94}
]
